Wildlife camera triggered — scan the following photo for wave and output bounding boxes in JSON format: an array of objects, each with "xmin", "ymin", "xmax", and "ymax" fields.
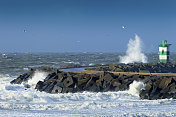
[
  {"xmin": 25, "ymin": 71, "xmax": 48, "ymax": 88},
  {"xmin": 0, "ymin": 72, "xmax": 176, "ymax": 116}
]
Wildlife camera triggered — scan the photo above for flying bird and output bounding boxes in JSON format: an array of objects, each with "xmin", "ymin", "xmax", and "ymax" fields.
[{"xmin": 122, "ymin": 25, "xmax": 126, "ymax": 29}]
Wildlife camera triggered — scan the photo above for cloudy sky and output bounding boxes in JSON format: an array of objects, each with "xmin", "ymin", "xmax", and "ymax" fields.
[{"xmin": 0, "ymin": 0, "xmax": 176, "ymax": 52}]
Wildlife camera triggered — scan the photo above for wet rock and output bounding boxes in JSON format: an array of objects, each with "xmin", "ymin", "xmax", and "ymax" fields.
[
  {"xmin": 87, "ymin": 63, "xmax": 176, "ymax": 73},
  {"xmin": 115, "ymin": 68, "xmax": 124, "ymax": 72},
  {"xmin": 62, "ymin": 87, "xmax": 73, "ymax": 93},
  {"xmin": 51, "ymin": 84, "xmax": 63, "ymax": 94},
  {"xmin": 144, "ymin": 82, "xmax": 152, "ymax": 91},
  {"xmin": 35, "ymin": 81, "xmax": 44, "ymax": 91},
  {"xmin": 10, "ymin": 72, "xmax": 31, "ymax": 84},
  {"xmin": 112, "ymin": 79, "xmax": 121, "ymax": 87},
  {"xmin": 10, "ymin": 65, "xmax": 176, "ymax": 100},
  {"xmin": 77, "ymin": 75, "xmax": 90, "ymax": 86},
  {"xmin": 63, "ymin": 76, "xmax": 74, "ymax": 87},
  {"xmin": 158, "ymin": 78, "xmax": 172, "ymax": 89},
  {"xmin": 88, "ymin": 84, "xmax": 100, "ymax": 92}
]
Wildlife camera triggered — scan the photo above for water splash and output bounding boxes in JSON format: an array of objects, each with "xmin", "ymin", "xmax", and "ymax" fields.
[
  {"xmin": 119, "ymin": 34, "xmax": 148, "ymax": 64},
  {"xmin": 127, "ymin": 80, "xmax": 145, "ymax": 97},
  {"xmin": 26, "ymin": 71, "xmax": 48, "ymax": 88}
]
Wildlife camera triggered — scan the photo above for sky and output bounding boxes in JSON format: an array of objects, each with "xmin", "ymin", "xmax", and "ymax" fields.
[{"xmin": 0, "ymin": 0, "xmax": 176, "ymax": 53}]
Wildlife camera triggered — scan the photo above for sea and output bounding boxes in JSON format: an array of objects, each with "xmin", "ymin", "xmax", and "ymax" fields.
[{"xmin": 0, "ymin": 52, "xmax": 176, "ymax": 117}]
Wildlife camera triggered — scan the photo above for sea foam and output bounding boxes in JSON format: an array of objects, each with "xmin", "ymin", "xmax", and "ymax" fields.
[{"xmin": 0, "ymin": 74, "xmax": 176, "ymax": 116}]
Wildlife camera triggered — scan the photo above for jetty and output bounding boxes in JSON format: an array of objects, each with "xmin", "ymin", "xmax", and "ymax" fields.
[{"xmin": 10, "ymin": 63, "xmax": 176, "ymax": 100}]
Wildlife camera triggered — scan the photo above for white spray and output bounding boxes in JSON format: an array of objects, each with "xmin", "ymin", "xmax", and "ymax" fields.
[
  {"xmin": 127, "ymin": 80, "xmax": 145, "ymax": 97},
  {"xmin": 26, "ymin": 71, "xmax": 48, "ymax": 88},
  {"xmin": 119, "ymin": 34, "xmax": 148, "ymax": 64}
]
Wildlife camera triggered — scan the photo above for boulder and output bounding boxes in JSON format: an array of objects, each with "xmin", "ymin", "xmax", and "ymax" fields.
[
  {"xmin": 51, "ymin": 84, "xmax": 63, "ymax": 94},
  {"xmin": 10, "ymin": 72, "xmax": 31, "ymax": 84},
  {"xmin": 63, "ymin": 76, "xmax": 74, "ymax": 87},
  {"xmin": 158, "ymin": 78, "xmax": 172, "ymax": 89}
]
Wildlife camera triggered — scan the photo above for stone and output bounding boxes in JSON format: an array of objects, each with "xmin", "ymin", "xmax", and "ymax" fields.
[
  {"xmin": 62, "ymin": 87, "xmax": 73, "ymax": 93},
  {"xmin": 63, "ymin": 76, "xmax": 74, "ymax": 87},
  {"xmin": 35, "ymin": 81, "xmax": 44, "ymax": 91},
  {"xmin": 119, "ymin": 84, "xmax": 128, "ymax": 90},
  {"xmin": 158, "ymin": 78, "xmax": 172, "ymax": 89},
  {"xmin": 51, "ymin": 85, "xmax": 62, "ymax": 94},
  {"xmin": 88, "ymin": 84, "xmax": 100, "ymax": 92},
  {"xmin": 115, "ymin": 68, "xmax": 124, "ymax": 72},
  {"xmin": 160, "ymin": 87, "xmax": 170, "ymax": 94},
  {"xmin": 140, "ymin": 90, "xmax": 150, "ymax": 99},
  {"xmin": 169, "ymin": 84, "xmax": 176, "ymax": 94},
  {"xmin": 9, "ymin": 64, "xmax": 176, "ymax": 99},
  {"xmin": 114, "ymin": 87, "xmax": 120, "ymax": 91},
  {"xmin": 109, "ymin": 64, "xmax": 117, "ymax": 71},
  {"xmin": 96, "ymin": 78, "xmax": 103, "ymax": 88},
  {"xmin": 112, "ymin": 79, "xmax": 121, "ymax": 87},
  {"xmin": 139, "ymin": 70, "xmax": 150, "ymax": 73},
  {"xmin": 77, "ymin": 76, "xmax": 90, "ymax": 86},
  {"xmin": 102, "ymin": 73, "xmax": 114, "ymax": 81},
  {"xmin": 86, "ymin": 77, "xmax": 94, "ymax": 87},
  {"xmin": 44, "ymin": 72, "xmax": 57, "ymax": 81},
  {"xmin": 144, "ymin": 82, "xmax": 152, "ymax": 91},
  {"xmin": 10, "ymin": 72, "xmax": 31, "ymax": 84},
  {"xmin": 57, "ymin": 73, "xmax": 64, "ymax": 82}
]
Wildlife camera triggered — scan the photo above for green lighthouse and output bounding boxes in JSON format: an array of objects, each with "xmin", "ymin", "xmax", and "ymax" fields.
[{"xmin": 158, "ymin": 40, "xmax": 171, "ymax": 63}]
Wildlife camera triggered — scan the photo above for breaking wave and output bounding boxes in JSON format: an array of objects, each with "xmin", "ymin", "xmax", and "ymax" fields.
[
  {"xmin": 127, "ymin": 80, "xmax": 146, "ymax": 97},
  {"xmin": 119, "ymin": 34, "xmax": 148, "ymax": 64},
  {"xmin": 26, "ymin": 71, "xmax": 48, "ymax": 88},
  {"xmin": 0, "ymin": 73, "xmax": 176, "ymax": 116}
]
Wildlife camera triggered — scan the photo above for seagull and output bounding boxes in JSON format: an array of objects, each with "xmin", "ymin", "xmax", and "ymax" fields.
[
  {"xmin": 122, "ymin": 25, "xmax": 126, "ymax": 29},
  {"xmin": 24, "ymin": 29, "xmax": 27, "ymax": 32}
]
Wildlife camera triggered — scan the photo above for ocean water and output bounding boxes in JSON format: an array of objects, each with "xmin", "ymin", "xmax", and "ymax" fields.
[{"xmin": 0, "ymin": 53, "xmax": 176, "ymax": 117}]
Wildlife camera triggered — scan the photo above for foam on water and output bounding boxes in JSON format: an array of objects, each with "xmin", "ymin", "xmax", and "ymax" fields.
[{"xmin": 0, "ymin": 72, "xmax": 176, "ymax": 116}]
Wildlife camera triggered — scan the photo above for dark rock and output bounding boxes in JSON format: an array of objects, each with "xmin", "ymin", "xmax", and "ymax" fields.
[
  {"xmin": 10, "ymin": 65, "xmax": 176, "ymax": 100},
  {"xmin": 88, "ymin": 84, "xmax": 100, "ymax": 92},
  {"xmin": 57, "ymin": 73, "xmax": 64, "ymax": 82},
  {"xmin": 112, "ymin": 79, "xmax": 121, "ymax": 87},
  {"xmin": 44, "ymin": 72, "xmax": 57, "ymax": 81},
  {"xmin": 10, "ymin": 72, "xmax": 31, "ymax": 84},
  {"xmin": 115, "ymin": 68, "xmax": 124, "ymax": 72},
  {"xmin": 35, "ymin": 81, "xmax": 44, "ymax": 91},
  {"xmin": 144, "ymin": 82, "xmax": 152, "ymax": 91},
  {"xmin": 169, "ymin": 83, "xmax": 176, "ymax": 94},
  {"xmin": 62, "ymin": 87, "xmax": 73, "ymax": 93},
  {"xmin": 77, "ymin": 75, "xmax": 90, "ymax": 86},
  {"xmin": 63, "ymin": 76, "xmax": 74, "ymax": 87},
  {"xmin": 51, "ymin": 84, "xmax": 62, "ymax": 94},
  {"xmin": 140, "ymin": 90, "xmax": 150, "ymax": 99},
  {"xmin": 86, "ymin": 63, "xmax": 176, "ymax": 73},
  {"xmin": 114, "ymin": 87, "xmax": 120, "ymax": 91},
  {"xmin": 158, "ymin": 78, "xmax": 172, "ymax": 89}
]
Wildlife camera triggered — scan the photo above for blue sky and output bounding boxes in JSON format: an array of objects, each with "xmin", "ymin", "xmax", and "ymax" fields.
[{"xmin": 0, "ymin": 0, "xmax": 176, "ymax": 52}]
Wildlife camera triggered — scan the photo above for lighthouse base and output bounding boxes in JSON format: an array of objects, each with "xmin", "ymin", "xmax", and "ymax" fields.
[{"xmin": 159, "ymin": 59, "xmax": 167, "ymax": 63}]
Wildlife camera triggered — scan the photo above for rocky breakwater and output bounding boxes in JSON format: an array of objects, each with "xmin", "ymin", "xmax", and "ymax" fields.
[
  {"xmin": 86, "ymin": 62, "xmax": 176, "ymax": 73},
  {"xmin": 10, "ymin": 66, "xmax": 176, "ymax": 100},
  {"xmin": 140, "ymin": 76, "xmax": 176, "ymax": 99}
]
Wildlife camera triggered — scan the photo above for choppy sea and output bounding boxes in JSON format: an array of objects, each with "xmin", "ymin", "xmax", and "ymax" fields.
[{"xmin": 0, "ymin": 53, "xmax": 176, "ymax": 117}]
